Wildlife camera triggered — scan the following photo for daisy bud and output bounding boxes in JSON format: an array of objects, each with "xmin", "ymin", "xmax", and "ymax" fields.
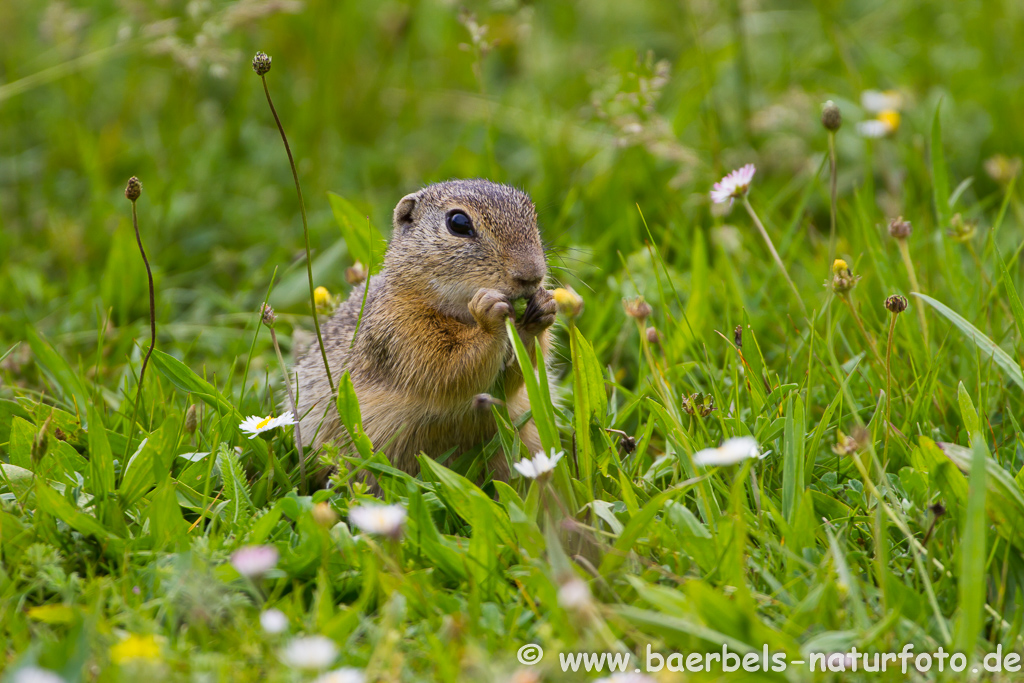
[
  {"xmin": 184, "ymin": 404, "xmax": 198, "ymax": 434},
  {"xmin": 345, "ymin": 261, "xmax": 367, "ymax": 286},
  {"xmin": 623, "ymin": 296, "xmax": 652, "ymax": 322},
  {"xmin": 829, "ymin": 259, "xmax": 860, "ymax": 295},
  {"xmin": 681, "ymin": 392, "xmax": 715, "ymax": 418},
  {"xmin": 311, "ymin": 502, "xmax": 339, "ymax": 528},
  {"xmin": 125, "ymin": 176, "xmax": 142, "ymax": 202},
  {"xmin": 888, "ymin": 216, "xmax": 912, "ymax": 239},
  {"xmin": 821, "ymin": 100, "xmax": 842, "ymax": 132},
  {"xmin": 252, "ymin": 51, "xmax": 272, "ymax": 76},
  {"xmin": 645, "ymin": 326, "xmax": 660, "ymax": 345},
  {"xmin": 884, "ymin": 294, "xmax": 908, "ymax": 314},
  {"xmin": 946, "ymin": 213, "xmax": 978, "ymax": 243},
  {"xmin": 552, "ymin": 286, "xmax": 584, "ymax": 319},
  {"xmin": 261, "ymin": 303, "xmax": 277, "ymax": 328},
  {"xmin": 984, "ymin": 154, "xmax": 1022, "ymax": 185}
]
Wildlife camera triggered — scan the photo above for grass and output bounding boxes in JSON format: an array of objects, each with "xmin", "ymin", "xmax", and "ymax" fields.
[{"xmin": 3, "ymin": 0, "xmax": 1024, "ymax": 680}]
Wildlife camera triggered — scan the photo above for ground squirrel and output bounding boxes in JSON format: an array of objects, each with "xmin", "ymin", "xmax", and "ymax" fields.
[{"xmin": 293, "ymin": 179, "xmax": 556, "ymax": 486}]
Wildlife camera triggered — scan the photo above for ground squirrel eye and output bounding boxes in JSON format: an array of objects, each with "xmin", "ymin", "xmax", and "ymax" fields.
[{"xmin": 446, "ymin": 210, "xmax": 475, "ymax": 237}]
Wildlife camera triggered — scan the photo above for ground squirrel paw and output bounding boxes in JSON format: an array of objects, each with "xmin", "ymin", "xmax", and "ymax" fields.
[
  {"xmin": 470, "ymin": 288, "xmax": 512, "ymax": 331},
  {"xmin": 519, "ymin": 288, "xmax": 557, "ymax": 336}
]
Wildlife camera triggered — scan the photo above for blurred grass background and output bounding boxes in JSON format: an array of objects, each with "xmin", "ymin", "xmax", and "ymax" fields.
[{"xmin": 3, "ymin": 0, "xmax": 1023, "ymax": 375}]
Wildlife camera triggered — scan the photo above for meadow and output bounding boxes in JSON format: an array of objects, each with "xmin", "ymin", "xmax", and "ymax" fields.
[{"xmin": 3, "ymin": 0, "xmax": 1024, "ymax": 680}]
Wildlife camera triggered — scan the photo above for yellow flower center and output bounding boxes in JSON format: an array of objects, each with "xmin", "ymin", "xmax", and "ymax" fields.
[
  {"xmin": 878, "ymin": 109, "xmax": 900, "ymax": 132},
  {"xmin": 256, "ymin": 416, "xmax": 273, "ymax": 429}
]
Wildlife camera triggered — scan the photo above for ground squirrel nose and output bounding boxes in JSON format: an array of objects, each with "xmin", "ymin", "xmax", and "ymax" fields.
[{"xmin": 514, "ymin": 274, "xmax": 543, "ymax": 291}]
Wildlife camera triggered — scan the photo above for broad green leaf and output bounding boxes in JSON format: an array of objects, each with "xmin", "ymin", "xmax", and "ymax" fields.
[
  {"xmin": 782, "ymin": 395, "xmax": 805, "ymax": 523},
  {"xmin": 913, "ymin": 293, "xmax": 1024, "ymax": 389},
  {"xmin": 335, "ymin": 370, "xmax": 361, "ymax": 437},
  {"xmin": 954, "ymin": 437, "xmax": 988, "ymax": 656},
  {"xmin": 957, "ymin": 382, "xmax": 980, "ymax": 439},
  {"xmin": 940, "ymin": 440, "xmax": 1024, "ymax": 549},
  {"xmin": 35, "ymin": 481, "xmax": 115, "ymax": 539},
  {"xmin": 217, "ymin": 443, "xmax": 255, "ymax": 525},
  {"xmin": 26, "ymin": 328, "xmax": 91, "ymax": 428},
  {"xmin": 119, "ymin": 418, "xmax": 177, "ymax": 508},
  {"xmin": 8, "ymin": 416, "xmax": 34, "ymax": 469},
  {"xmin": 87, "ymin": 404, "xmax": 115, "ymax": 500},
  {"xmin": 418, "ymin": 456, "xmax": 516, "ymax": 549},
  {"xmin": 995, "ymin": 244, "xmax": 1024, "ymax": 346},
  {"xmin": 327, "ymin": 192, "xmax": 387, "ymax": 270},
  {"xmin": 147, "ymin": 479, "xmax": 189, "ymax": 549}
]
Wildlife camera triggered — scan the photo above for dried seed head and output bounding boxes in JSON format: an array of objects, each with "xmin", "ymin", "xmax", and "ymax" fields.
[
  {"xmin": 125, "ymin": 176, "xmax": 142, "ymax": 202},
  {"xmin": 184, "ymin": 404, "xmax": 198, "ymax": 434},
  {"xmin": 623, "ymin": 296, "xmax": 652, "ymax": 322},
  {"xmin": 345, "ymin": 261, "xmax": 367, "ymax": 286},
  {"xmin": 261, "ymin": 303, "xmax": 277, "ymax": 328},
  {"xmin": 734, "ymin": 325, "xmax": 743, "ymax": 349},
  {"xmin": 831, "ymin": 430, "xmax": 859, "ymax": 455},
  {"xmin": 885, "ymin": 294, "xmax": 908, "ymax": 314},
  {"xmin": 929, "ymin": 502, "xmax": 946, "ymax": 517},
  {"xmin": 645, "ymin": 326, "xmax": 660, "ymax": 345},
  {"xmin": 888, "ymin": 216, "xmax": 912, "ymax": 239},
  {"xmin": 552, "ymin": 286, "xmax": 584, "ymax": 319},
  {"xmin": 619, "ymin": 435, "xmax": 637, "ymax": 455},
  {"xmin": 821, "ymin": 100, "xmax": 842, "ymax": 132},
  {"xmin": 252, "ymin": 51, "xmax": 272, "ymax": 76},
  {"xmin": 681, "ymin": 392, "xmax": 716, "ymax": 418},
  {"xmin": 32, "ymin": 417, "xmax": 51, "ymax": 464}
]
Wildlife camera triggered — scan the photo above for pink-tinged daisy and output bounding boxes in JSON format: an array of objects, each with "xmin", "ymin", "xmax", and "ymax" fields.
[
  {"xmin": 710, "ymin": 164, "xmax": 756, "ymax": 205},
  {"xmin": 230, "ymin": 545, "xmax": 279, "ymax": 576}
]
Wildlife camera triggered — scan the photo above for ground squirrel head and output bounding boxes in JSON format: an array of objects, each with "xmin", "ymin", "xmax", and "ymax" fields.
[{"xmin": 387, "ymin": 179, "xmax": 546, "ymax": 309}]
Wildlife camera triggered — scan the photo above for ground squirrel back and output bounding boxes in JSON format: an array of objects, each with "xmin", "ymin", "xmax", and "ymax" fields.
[{"xmin": 293, "ymin": 179, "xmax": 557, "ymax": 486}]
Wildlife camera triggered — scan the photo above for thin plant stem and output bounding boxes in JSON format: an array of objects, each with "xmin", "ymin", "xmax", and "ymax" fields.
[
  {"xmin": 259, "ymin": 73, "xmax": 335, "ymax": 394},
  {"xmin": 895, "ymin": 237, "xmax": 929, "ymax": 348},
  {"xmin": 884, "ymin": 312, "xmax": 897, "ymax": 459},
  {"xmin": 827, "ymin": 131, "xmax": 838, "ymax": 270},
  {"xmin": 741, "ymin": 196, "xmax": 808, "ymax": 316},
  {"xmin": 269, "ymin": 326, "xmax": 306, "ymax": 494},
  {"xmin": 124, "ymin": 192, "xmax": 156, "ymax": 465},
  {"xmin": 839, "ymin": 295, "xmax": 885, "ymax": 370}
]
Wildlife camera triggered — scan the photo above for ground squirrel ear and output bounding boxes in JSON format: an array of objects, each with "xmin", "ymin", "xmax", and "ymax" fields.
[{"xmin": 393, "ymin": 193, "xmax": 419, "ymax": 233}]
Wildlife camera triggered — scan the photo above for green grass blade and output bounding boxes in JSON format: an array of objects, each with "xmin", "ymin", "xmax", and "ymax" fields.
[{"xmin": 913, "ymin": 293, "xmax": 1024, "ymax": 389}]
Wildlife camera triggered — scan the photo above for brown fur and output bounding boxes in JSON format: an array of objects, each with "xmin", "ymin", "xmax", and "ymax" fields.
[{"xmin": 293, "ymin": 179, "xmax": 556, "ymax": 486}]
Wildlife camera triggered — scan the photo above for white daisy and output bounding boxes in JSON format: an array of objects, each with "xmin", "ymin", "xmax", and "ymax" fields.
[
  {"xmin": 513, "ymin": 448, "xmax": 565, "ymax": 479},
  {"xmin": 692, "ymin": 436, "xmax": 761, "ymax": 467},
  {"xmin": 710, "ymin": 164, "xmax": 756, "ymax": 205},
  {"xmin": 312, "ymin": 668, "xmax": 366, "ymax": 683},
  {"xmin": 230, "ymin": 545, "xmax": 279, "ymax": 576},
  {"xmin": 239, "ymin": 411, "xmax": 297, "ymax": 439},
  {"xmin": 13, "ymin": 668, "xmax": 66, "ymax": 683},
  {"xmin": 557, "ymin": 577, "xmax": 592, "ymax": 610},
  {"xmin": 596, "ymin": 673, "xmax": 654, "ymax": 683},
  {"xmin": 279, "ymin": 635, "xmax": 338, "ymax": 670},
  {"xmin": 348, "ymin": 504, "xmax": 407, "ymax": 538},
  {"xmin": 860, "ymin": 89, "xmax": 902, "ymax": 114},
  {"xmin": 856, "ymin": 118, "xmax": 896, "ymax": 139},
  {"xmin": 260, "ymin": 608, "xmax": 288, "ymax": 634}
]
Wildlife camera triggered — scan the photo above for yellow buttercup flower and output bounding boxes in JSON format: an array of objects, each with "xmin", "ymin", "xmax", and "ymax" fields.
[
  {"xmin": 110, "ymin": 634, "xmax": 161, "ymax": 664},
  {"xmin": 314, "ymin": 286, "xmax": 332, "ymax": 309},
  {"xmin": 832, "ymin": 259, "xmax": 849, "ymax": 275}
]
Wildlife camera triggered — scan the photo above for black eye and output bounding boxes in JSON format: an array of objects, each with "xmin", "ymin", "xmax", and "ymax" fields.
[{"xmin": 446, "ymin": 210, "xmax": 475, "ymax": 237}]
